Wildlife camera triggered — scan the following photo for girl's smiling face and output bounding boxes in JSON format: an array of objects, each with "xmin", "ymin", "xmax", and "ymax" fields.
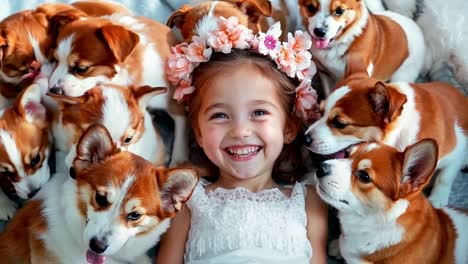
[{"xmin": 195, "ymin": 64, "xmax": 293, "ymax": 185}]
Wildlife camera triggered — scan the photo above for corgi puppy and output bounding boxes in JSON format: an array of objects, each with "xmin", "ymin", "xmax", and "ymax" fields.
[
  {"xmin": 0, "ymin": 124, "xmax": 198, "ymax": 264},
  {"xmin": 304, "ymin": 57, "xmax": 468, "ymax": 206},
  {"xmin": 366, "ymin": 0, "xmax": 468, "ymax": 95},
  {"xmin": 167, "ymin": 0, "xmax": 278, "ymax": 41},
  {"xmin": 47, "ymin": 12, "xmax": 188, "ymax": 166},
  {"xmin": 48, "ymin": 84, "xmax": 167, "ymax": 172},
  {"xmin": 0, "ymin": 2, "xmax": 131, "ymax": 101},
  {"xmin": 298, "ymin": 0, "xmax": 425, "ymax": 95},
  {"xmin": 315, "ymin": 139, "xmax": 468, "ymax": 263},
  {"xmin": 0, "ymin": 3, "xmax": 75, "ymax": 99},
  {"xmin": 0, "ymin": 84, "xmax": 50, "ymax": 221}
]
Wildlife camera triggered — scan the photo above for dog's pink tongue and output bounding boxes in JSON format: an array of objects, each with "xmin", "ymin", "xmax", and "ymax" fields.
[
  {"xmin": 333, "ymin": 150, "xmax": 346, "ymax": 159},
  {"xmin": 86, "ymin": 250, "xmax": 106, "ymax": 264},
  {"xmin": 313, "ymin": 38, "xmax": 330, "ymax": 49}
]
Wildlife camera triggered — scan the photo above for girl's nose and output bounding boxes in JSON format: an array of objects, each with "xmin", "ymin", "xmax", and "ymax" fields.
[{"xmin": 229, "ymin": 122, "xmax": 253, "ymax": 138}]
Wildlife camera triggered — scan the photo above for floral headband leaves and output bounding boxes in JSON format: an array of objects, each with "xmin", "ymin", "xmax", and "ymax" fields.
[{"xmin": 166, "ymin": 15, "xmax": 320, "ymax": 122}]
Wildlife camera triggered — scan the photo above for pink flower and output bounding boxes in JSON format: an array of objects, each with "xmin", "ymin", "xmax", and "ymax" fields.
[
  {"xmin": 208, "ymin": 30, "xmax": 233, "ymax": 53},
  {"xmin": 286, "ymin": 31, "xmax": 312, "ymax": 52},
  {"xmin": 297, "ymin": 62, "xmax": 317, "ymax": 81},
  {"xmin": 166, "ymin": 53, "xmax": 194, "ymax": 85},
  {"xmin": 173, "ymin": 79, "xmax": 195, "ymax": 102},
  {"xmin": 275, "ymin": 46, "xmax": 297, "ymax": 77},
  {"xmin": 171, "ymin": 43, "xmax": 189, "ymax": 55},
  {"xmin": 294, "ymin": 81, "xmax": 321, "ymax": 123},
  {"xmin": 186, "ymin": 36, "xmax": 212, "ymax": 63},
  {"xmin": 257, "ymin": 22, "xmax": 282, "ymax": 58}
]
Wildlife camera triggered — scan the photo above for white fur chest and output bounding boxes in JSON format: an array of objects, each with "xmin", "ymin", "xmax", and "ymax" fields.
[
  {"xmin": 313, "ymin": 46, "xmax": 348, "ymax": 80},
  {"xmin": 339, "ymin": 200, "xmax": 408, "ymax": 261}
]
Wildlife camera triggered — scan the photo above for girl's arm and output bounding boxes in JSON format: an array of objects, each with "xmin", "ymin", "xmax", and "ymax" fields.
[
  {"xmin": 156, "ymin": 204, "xmax": 191, "ymax": 264},
  {"xmin": 305, "ymin": 185, "xmax": 328, "ymax": 264}
]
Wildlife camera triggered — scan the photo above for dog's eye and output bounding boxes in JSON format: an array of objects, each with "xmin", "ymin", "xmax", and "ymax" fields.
[
  {"xmin": 0, "ymin": 170, "xmax": 15, "ymax": 180},
  {"xmin": 123, "ymin": 136, "xmax": 133, "ymax": 144},
  {"xmin": 71, "ymin": 65, "xmax": 89, "ymax": 74},
  {"xmin": 127, "ymin": 211, "xmax": 142, "ymax": 221},
  {"xmin": 334, "ymin": 7, "xmax": 345, "ymax": 16},
  {"xmin": 306, "ymin": 4, "xmax": 318, "ymax": 14},
  {"xmin": 355, "ymin": 170, "xmax": 372, "ymax": 183},
  {"xmin": 30, "ymin": 154, "xmax": 41, "ymax": 168},
  {"xmin": 331, "ymin": 117, "xmax": 347, "ymax": 129},
  {"xmin": 95, "ymin": 192, "xmax": 109, "ymax": 208}
]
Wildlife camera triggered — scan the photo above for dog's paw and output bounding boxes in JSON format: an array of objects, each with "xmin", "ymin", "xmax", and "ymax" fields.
[
  {"xmin": 328, "ymin": 238, "xmax": 343, "ymax": 259},
  {"xmin": 0, "ymin": 199, "xmax": 17, "ymax": 221},
  {"xmin": 428, "ymin": 191, "xmax": 449, "ymax": 208}
]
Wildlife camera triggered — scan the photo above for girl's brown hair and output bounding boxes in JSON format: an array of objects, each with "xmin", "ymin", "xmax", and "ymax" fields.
[{"xmin": 188, "ymin": 49, "xmax": 307, "ymax": 184}]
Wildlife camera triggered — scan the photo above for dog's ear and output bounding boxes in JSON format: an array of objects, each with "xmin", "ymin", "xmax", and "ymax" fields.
[
  {"xmin": 16, "ymin": 84, "xmax": 47, "ymax": 127},
  {"xmin": 369, "ymin": 82, "xmax": 407, "ymax": 122},
  {"xmin": 48, "ymin": 9, "xmax": 87, "ymax": 36},
  {"xmin": 158, "ymin": 168, "xmax": 198, "ymax": 216},
  {"xmin": 398, "ymin": 139, "xmax": 438, "ymax": 198},
  {"xmin": 167, "ymin": 4, "xmax": 192, "ymax": 28},
  {"xmin": 236, "ymin": 0, "xmax": 272, "ymax": 24},
  {"xmin": 47, "ymin": 92, "xmax": 87, "ymax": 106},
  {"xmin": 130, "ymin": 85, "xmax": 167, "ymax": 112},
  {"xmin": 74, "ymin": 124, "xmax": 118, "ymax": 172},
  {"xmin": 98, "ymin": 24, "xmax": 139, "ymax": 63}
]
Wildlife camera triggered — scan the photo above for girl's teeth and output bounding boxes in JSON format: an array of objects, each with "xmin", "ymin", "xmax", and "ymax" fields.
[{"xmin": 226, "ymin": 146, "xmax": 260, "ymax": 156}]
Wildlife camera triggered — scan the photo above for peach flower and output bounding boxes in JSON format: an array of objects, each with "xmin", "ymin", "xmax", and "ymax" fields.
[
  {"xmin": 208, "ymin": 30, "xmax": 233, "ymax": 53},
  {"xmin": 297, "ymin": 62, "xmax": 317, "ymax": 81},
  {"xmin": 276, "ymin": 46, "xmax": 297, "ymax": 77},
  {"xmin": 286, "ymin": 31, "xmax": 312, "ymax": 52},
  {"xmin": 167, "ymin": 53, "xmax": 193, "ymax": 85},
  {"xmin": 186, "ymin": 36, "xmax": 212, "ymax": 63},
  {"xmin": 173, "ymin": 79, "xmax": 195, "ymax": 102},
  {"xmin": 295, "ymin": 81, "xmax": 320, "ymax": 123}
]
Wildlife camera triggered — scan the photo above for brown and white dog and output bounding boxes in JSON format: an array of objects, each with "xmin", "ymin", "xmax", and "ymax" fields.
[
  {"xmin": 47, "ymin": 11, "xmax": 188, "ymax": 166},
  {"xmin": 0, "ymin": 1, "xmax": 131, "ymax": 102},
  {"xmin": 298, "ymin": 0, "xmax": 425, "ymax": 95},
  {"xmin": 0, "ymin": 124, "xmax": 198, "ymax": 264},
  {"xmin": 167, "ymin": 0, "xmax": 278, "ymax": 41},
  {"xmin": 304, "ymin": 59, "xmax": 468, "ymax": 206},
  {"xmin": 0, "ymin": 84, "xmax": 51, "ymax": 221},
  {"xmin": 315, "ymin": 139, "xmax": 468, "ymax": 263},
  {"xmin": 366, "ymin": 0, "xmax": 468, "ymax": 95},
  {"xmin": 49, "ymin": 84, "xmax": 167, "ymax": 172}
]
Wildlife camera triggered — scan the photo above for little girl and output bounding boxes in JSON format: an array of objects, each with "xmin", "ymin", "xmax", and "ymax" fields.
[{"xmin": 157, "ymin": 15, "xmax": 327, "ymax": 264}]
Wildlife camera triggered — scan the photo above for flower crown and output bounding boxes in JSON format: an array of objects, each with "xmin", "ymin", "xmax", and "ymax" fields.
[{"xmin": 167, "ymin": 16, "xmax": 320, "ymax": 123}]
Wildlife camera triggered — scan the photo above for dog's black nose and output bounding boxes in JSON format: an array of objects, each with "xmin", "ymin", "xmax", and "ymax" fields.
[
  {"xmin": 313, "ymin": 27, "xmax": 327, "ymax": 38},
  {"xmin": 303, "ymin": 133, "xmax": 313, "ymax": 147},
  {"xmin": 27, "ymin": 188, "xmax": 41, "ymax": 198},
  {"xmin": 316, "ymin": 163, "xmax": 331, "ymax": 178},
  {"xmin": 49, "ymin": 86, "xmax": 63, "ymax": 95},
  {"xmin": 69, "ymin": 167, "xmax": 76, "ymax": 179},
  {"xmin": 89, "ymin": 237, "xmax": 108, "ymax": 254}
]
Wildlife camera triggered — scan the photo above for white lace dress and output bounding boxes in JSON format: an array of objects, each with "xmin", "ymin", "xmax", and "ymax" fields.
[{"xmin": 184, "ymin": 179, "xmax": 313, "ymax": 264}]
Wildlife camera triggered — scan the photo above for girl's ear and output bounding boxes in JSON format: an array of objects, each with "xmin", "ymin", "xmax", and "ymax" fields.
[
  {"xmin": 194, "ymin": 126, "xmax": 204, "ymax": 148},
  {"xmin": 283, "ymin": 118, "xmax": 300, "ymax": 144}
]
